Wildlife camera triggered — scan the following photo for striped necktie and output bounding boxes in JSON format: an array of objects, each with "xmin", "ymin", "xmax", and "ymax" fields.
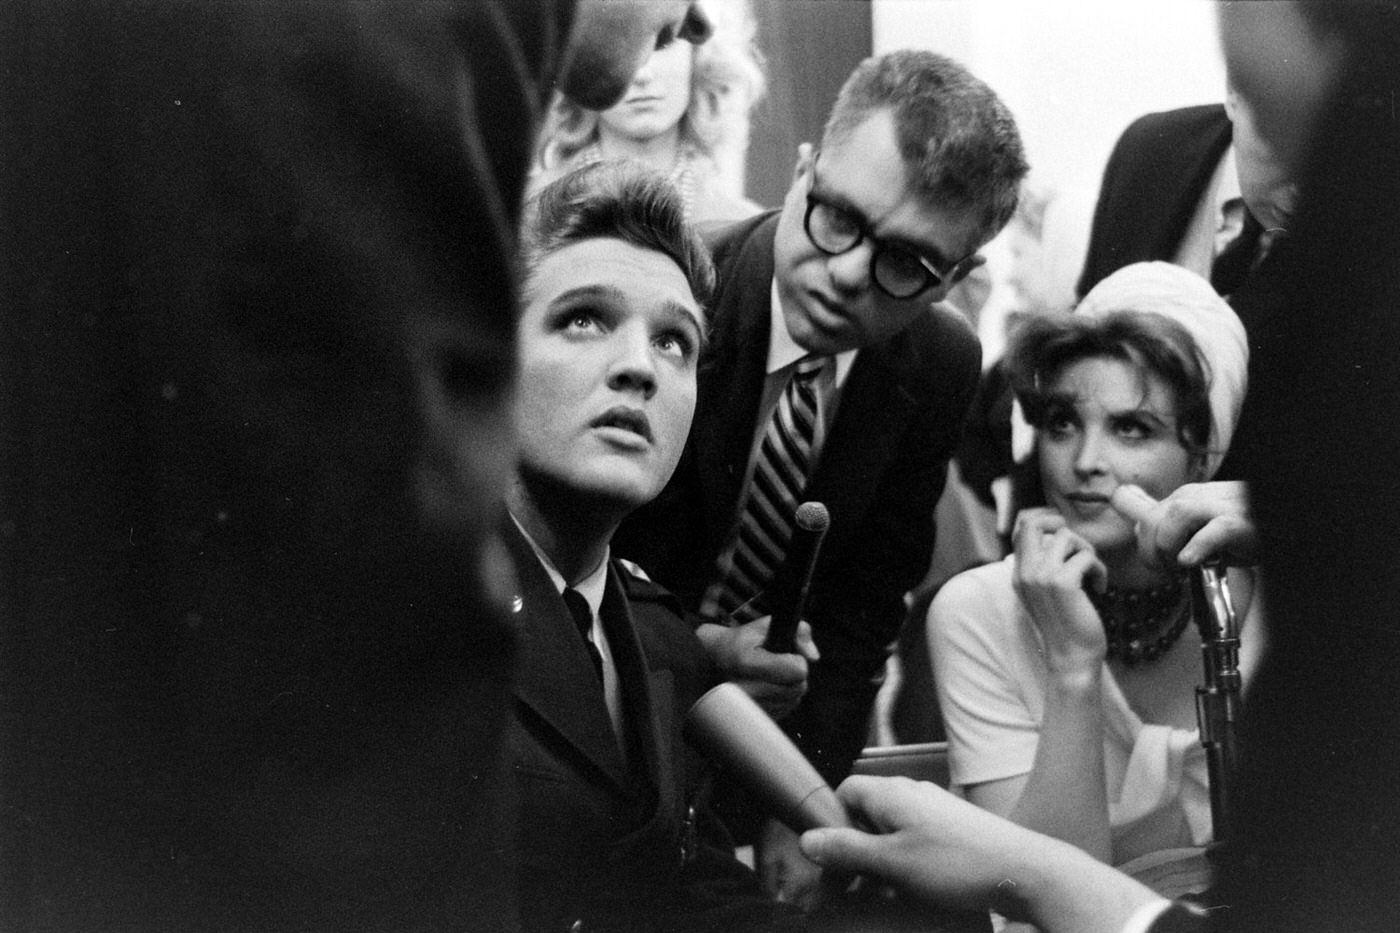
[{"xmin": 704, "ymin": 355, "xmax": 827, "ymax": 623}]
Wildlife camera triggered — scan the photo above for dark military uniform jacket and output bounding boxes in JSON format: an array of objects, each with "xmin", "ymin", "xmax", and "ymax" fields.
[{"xmin": 502, "ymin": 521, "xmax": 802, "ymax": 933}]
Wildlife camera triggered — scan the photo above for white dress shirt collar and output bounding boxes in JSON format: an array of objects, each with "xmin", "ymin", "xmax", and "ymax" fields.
[
  {"xmin": 508, "ymin": 513, "xmax": 623, "ymax": 739},
  {"xmin": 1215, "ymin": 145, "xmax": 1242, "ymax": 225},
  {"xmin": 766, "ymin": 278, "xmax": 857, "ymax": 385}
]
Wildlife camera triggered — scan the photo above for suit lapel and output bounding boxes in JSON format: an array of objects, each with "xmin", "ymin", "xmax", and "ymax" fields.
[
  {"xmin": 806, "ymin": 335, "xmax": 917, "ymax": 539},
  {"xmin": 600, "ymin": 566, "xmax": 675, "ymax": 802},
  {"xmin": 504, "ymin": 523, "xmax": 632, "ymax": 794},
  {"xmin": 694, "ymin": 215, "xmax": 777, "ymax": 553},
  {"xmin": 696, "ymin": 213, "xmax": 926, "ymax": 569}
]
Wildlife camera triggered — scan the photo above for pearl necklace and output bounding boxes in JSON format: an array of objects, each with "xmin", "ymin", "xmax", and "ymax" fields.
[
  {"xmin": 579, "ymin": 142, "xmax": 697, "ymax": 221},
  {"xmin": 1086, "ymin": 572, "xmax": 1191, "ymax": 666}
]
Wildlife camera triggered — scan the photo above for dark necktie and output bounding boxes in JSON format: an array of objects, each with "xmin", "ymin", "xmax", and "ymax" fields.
[
  {"xmin": 703, "ymin": 354, "xmax": 827, "ymax": 623},
  {"xmin": 1211, "ymin": 204, "xmax": 1265, "ymax": 297},
  {"xmin": 562, "ymin": 587, "xmax": 604, "ymax": 683}
]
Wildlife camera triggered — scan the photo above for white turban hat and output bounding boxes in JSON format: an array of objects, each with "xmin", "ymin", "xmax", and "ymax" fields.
[{"xmin": 1074, "ymin": 261, "xmax": 1249, "ymax": 479}]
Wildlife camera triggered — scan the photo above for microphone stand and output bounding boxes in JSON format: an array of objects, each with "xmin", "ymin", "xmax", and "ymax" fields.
[{"xmin": 1191, "ymin": 560, "xmax": 1242, "ymax": 845}]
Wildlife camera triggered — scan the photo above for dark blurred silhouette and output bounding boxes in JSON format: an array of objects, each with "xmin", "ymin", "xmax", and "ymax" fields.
[
  {"xmin": 1215, "ymin": 3, "xmax": 1400, "ymax": 928},
  {"xmin": 0, "ymin": 2, "xmax": 709, "ymax": 930}
]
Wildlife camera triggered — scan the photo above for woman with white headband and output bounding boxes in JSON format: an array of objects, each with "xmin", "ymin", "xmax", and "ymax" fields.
[{"xmin": 928, "ymin": 261, "xmax": 1266, "ymax": 869}]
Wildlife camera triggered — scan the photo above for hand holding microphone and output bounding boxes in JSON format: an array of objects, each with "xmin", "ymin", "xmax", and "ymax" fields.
[
  {"xmin": 1113, "ymin": 484, "xmax": 1248, "ymax": 841},
  {"xmin": 763, "ymin": 501, "xmax": 829, "ymax": 653},
  {"xmin": 1110, "ymin": 481, "xmax": 1258, "ymax": 570},
  {"xmin": 685, "ymin": 681, "xmax": 850, "ymax": 834},
  {"xmin": 700, "ymin": 502, "xmax": 826, "ymax": 719}
]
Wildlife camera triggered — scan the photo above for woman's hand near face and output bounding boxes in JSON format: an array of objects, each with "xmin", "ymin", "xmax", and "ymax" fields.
[
  {"xmin": 1011, "ymin": 508, "xmax": 1108, "ymax": 675},
  {"xmin": 971, "ymin": 507, "xmax": 1113, "ymax": 860}
]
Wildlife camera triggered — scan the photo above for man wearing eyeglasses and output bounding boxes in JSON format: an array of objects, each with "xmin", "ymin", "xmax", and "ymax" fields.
[{"xmin": 615, "ymin": 49, "xmax": 1027, "ymax": 907}]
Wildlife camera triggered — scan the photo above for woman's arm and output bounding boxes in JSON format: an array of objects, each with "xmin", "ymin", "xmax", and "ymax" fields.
[{"xmin": 974, "ymin": 508, "xmax": 1113, "ymax": 861}]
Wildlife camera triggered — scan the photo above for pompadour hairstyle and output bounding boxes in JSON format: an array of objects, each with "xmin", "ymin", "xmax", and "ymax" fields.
[{"xmin": 518, "ymin": 160, "xmax": 715, "ymax": 310}]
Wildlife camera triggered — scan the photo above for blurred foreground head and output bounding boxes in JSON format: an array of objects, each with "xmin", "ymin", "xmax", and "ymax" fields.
[{"xmin": 562, "ymin": 0, "xmax": 714, "ymax": 109}]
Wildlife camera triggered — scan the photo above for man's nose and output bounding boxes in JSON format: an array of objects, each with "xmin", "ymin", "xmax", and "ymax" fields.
[
  {"xmin": 606, "ymin": 329, "xmax": 658, "ymax": 398},
  {"xmin": 825, "ymin": 240, "xmax": 875, "ymax": 295}
]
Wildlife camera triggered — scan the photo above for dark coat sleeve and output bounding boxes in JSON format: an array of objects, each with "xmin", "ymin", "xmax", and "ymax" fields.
[
  {"xmin": 1, "ymin": 4, "xmax": 571, "ymax": 931},
  {"xmin": 508, "ymin": 550, "xmax": 803, "ymax": 933},
  {"xmin": 622, "ymin": 570, "xmax": 807, "ymax": 933},
  {"xmin": 1077, "ymin": 105, "xmax": 1232, "ymax": 298}
]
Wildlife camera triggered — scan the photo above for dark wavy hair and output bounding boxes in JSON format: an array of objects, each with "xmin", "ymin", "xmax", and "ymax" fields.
[
  {"xmin": 1005, "ymin": 310, "xmax": 1213, "ymax": 461},
  {"xmin": 518, "ymin": 160, "xmax": 715, "ymax": 314}
]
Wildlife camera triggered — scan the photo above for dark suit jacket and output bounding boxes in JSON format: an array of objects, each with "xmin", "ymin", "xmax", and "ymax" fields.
[
  {"xmin": 1074, "ymin": 103, "xmax": 1292, "ymax": 481},
  {"xmin": 1212, "ymin": 65, "xmax": 1400, "ymax": 932},
  {"xmin": 2, "ymin": 4, "xmax": 571, "ymax": 930},
  {"xmin": 502, "ymin": 523, "xmax": 799, "ymax": 933},
  {"xmin": 1076, "ymin": 104, "xmax": 1233, "ymax": 298},
  {"xmin": 617, "ymin": 211, "xmax": 982, "ymax": 785}
]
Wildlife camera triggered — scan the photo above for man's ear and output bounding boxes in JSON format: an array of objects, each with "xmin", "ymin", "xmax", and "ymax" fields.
[
  {"xmin": 1224, "ymin": 84, "xmax": 1240, "ymax": 123},
  {"xmin": 792, "ymin": 142, "xmax": 815, "ymax": 182}
]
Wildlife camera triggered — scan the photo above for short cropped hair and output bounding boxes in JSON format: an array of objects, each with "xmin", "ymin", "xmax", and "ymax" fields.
[
  {"xmin": 823, "ymin": 49, "xmax": 1028, "ymax": 250},
  {"xmin": 518, "ymin": 161, "xmax": 716, "ymax": 311},
  {"xmin": 1005, "ymin": 310, "xmax": 1213, "ymax": 459}
]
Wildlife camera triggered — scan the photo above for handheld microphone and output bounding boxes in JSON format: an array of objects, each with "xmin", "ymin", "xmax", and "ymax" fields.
[
  {"xmin": 763, "ymin": 501, "xmax": 829, "ymax": 653},
  {"xmin": 685, "ymin": 682, "xmax": 850, "ymax": 833}
]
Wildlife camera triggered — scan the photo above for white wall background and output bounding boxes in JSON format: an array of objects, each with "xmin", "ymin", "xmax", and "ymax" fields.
[{"xmin": 872, "ymin": 0, "xmax": 1226, "ymax": 362}]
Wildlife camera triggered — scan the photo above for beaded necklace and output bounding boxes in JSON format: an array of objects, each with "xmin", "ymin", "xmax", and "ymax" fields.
[
  {"xmin": 579, "ymin": 142, "xmax": 698, "ymax": 221},
  {"xmin": 1086, "ymin": 572, "xmax": 1191, "ymax": 666}
]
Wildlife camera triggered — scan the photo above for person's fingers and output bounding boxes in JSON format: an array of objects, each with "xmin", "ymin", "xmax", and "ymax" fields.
[
  {"xmin": 799, "ymin": 826, "xmax": 883, "ymax": 872},
  {"xmin": 735, "ymin": 618, "xmax": 809, "ymax": 681},
  {"xmin": 750, "ymin": 652, "xmax": 808, "ymax": 685},
  {"xmin": 771, "ymin": 854, "xmax": 822, "ymax": 909},
  {"xmin": 792, "ymin": 620, "xmax": 821, "ymax": 663},
  {"xmin": 1066, "ymin": 548, "xmax": 1109, "ymax": 595},
  {"xmin": 832, "ymin": 775, "xmax": 927, "ymax": 830},
  {"xmin": 1013, "ymin": 511, "xmax": 1067, "ymax": 563},
  {"xmin": 1178, "ymin": 515, "xmax": 1259, "ymax": 566},
  {"xmin": 1109, "ymin": 483, "xmax": 1158, "ymax": 524},
  {"xmin": 1011, "ymin": 507, "xmax": 1060, "ymax": 542},
  {"xmin": 740, "ymin": 676, "xmax": 805, "ymax": 704}
]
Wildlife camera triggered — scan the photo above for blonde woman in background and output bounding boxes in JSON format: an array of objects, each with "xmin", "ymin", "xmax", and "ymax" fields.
[{"xmin": 531, "ymin": 0, "xmax": 766, "ymax": 225}]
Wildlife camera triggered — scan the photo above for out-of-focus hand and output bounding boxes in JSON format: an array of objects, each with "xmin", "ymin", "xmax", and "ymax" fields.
[
  {"xmin": 696, "ymin": 617, "xmax": 819, "ymax": 719},
  {"xmin": 1111, "ymin": 482, "xmax": 1257, "ymax": 570},
  {"xmin": 801, "ymin": 776, "xmax": 1025, "ymax": 914},
  {"xmin": 800, "ymin": 776, "xmax": 1161, "ymax": 933},
  {"xmin": 757, "ymin": 817, "xmax": 824, "ymax": 911},
  {"xmin": 1011, "ymin": 508, "xmax": 1107, "ymax": 672}
]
